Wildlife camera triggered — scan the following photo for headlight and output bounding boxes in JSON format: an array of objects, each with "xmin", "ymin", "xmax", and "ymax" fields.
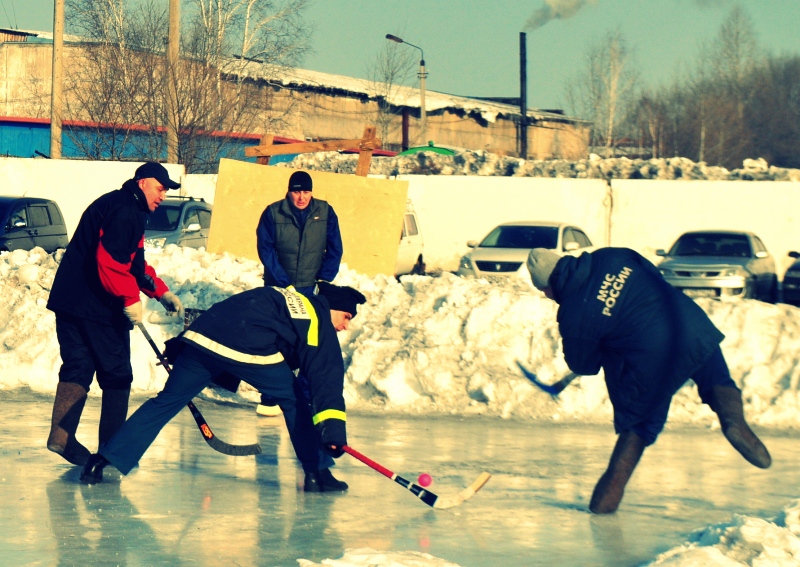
[
  {"xmin": 459, "ymin": 255, "xmax": 472, "ymax": 270},
  {"xmin": 145, "ymin": 237, "xmax": 167, "ymax": 248},
  {"xmin": 659, "ymin": 268, "xmax": 675, "ymax": 277},
  {"xmin": 720, "ymin": 266, "xmax": 749, "ymax": 278}
]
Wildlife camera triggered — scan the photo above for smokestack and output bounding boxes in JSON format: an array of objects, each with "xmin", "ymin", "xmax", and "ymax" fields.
[{"xmin": 520, "ymin": 32, "xmax": 527, "ymax": 159}]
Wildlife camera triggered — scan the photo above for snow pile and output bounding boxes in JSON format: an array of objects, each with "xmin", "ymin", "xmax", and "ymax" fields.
[
  {"xmin": 298, "ymin": 548, "xmax": 463, "ymax": 567},
  {"xmin": 645, "ymin": 499, "xmax": 800, "ymax": 566},
  {"xmin": 4, "ymin": 246, "xmax": 800, "ymax": 432},
  {"xmin": 281, "ymin": 151, "xmax": 800, "ymax": 181}
]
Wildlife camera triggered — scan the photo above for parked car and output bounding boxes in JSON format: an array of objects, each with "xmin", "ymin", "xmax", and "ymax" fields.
[
  {"xmin": 782, "ymin": 251, "xmax": 800, "ymax": 306},
  {"xmin": 0, "ymin": 196, "xmax": 69, "ymax": 253},
  {"xmin": 144, "ymin": 196, "xmax": 212, "ymax": 250},
  {"xmin": 656, "ymin": 230, "xmax": 777, "ymax": 302},
  {"xmin": 395, "ymin": 202, "xmax": 425, "ymax": 276},
  {"xmin": 457, "ymin": 221, "xmax": 594, "ymax": 278}
]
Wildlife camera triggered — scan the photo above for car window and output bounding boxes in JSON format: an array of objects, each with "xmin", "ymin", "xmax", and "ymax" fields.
[
  {"xmin": 404, "ymin": 214, "xmax": 418, "ymax": 237},
  {"xmin": 183, "ymin": 208, "xmax": 201, "ymax": 228},
  {"xmin": 47, "ymin": 203, "xmax": 64, "ymax": 225},
  {"xmin": 573, "ymin": 229, "xmax": 592, "ymax": 247},
  {"xmin": 670, "ymin": 233, "xmax": 751, "ymax": 257},
  {"xmin": 29, "ymin": 205, "xmax": 52, "ymax": 227},
  {"xmin": 146, "ymin": 205, "xmax": 182, "ymax": 231},
  {"xmin": 197, "ymin": 209, "xmax": 212, "ymax": 229},
  {"xmin": 752, "ymin": 235, "xmax": 767, "ymax": 254},
  {"xmin": 563, "ymin": 227, "xmax": 579, "ymax": 250},
  {"xmin": 9, "ymin": 206, "xmax": 27, "ymax": 228},
  {"xmin": 480, "ymin": 226, "xmax": 559, "ymax": 249}
]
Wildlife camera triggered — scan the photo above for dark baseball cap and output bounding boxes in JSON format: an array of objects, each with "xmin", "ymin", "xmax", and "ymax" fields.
[{"xmin": 134, "ymin": 161, "xmax": 181, "ymax": 189}]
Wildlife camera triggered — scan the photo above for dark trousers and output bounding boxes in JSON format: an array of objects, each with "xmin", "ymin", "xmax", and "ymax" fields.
[
  {"xmin": 629, "ymin": 345, "xmax": 737, "ymax": 445},
  {"xmin": 55, "ymin": 312, "xmax": 133, "ymax": 391},
  {"xmin": 100, "ymin": 345, "xmax": 325, "ymax": 475}
]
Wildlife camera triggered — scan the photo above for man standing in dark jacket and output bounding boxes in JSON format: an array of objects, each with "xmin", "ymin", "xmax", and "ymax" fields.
[
  {"xmin": 46, "ymin": 162, "xmax": 184, "ymax": 466},
  {"xmin": 80, "ymin": 282, "xmax": 366, "ymax": 493},
  {"xmin": 255, "ymin": 170, "xmax": 343, "ymax": 417},
  {"xmin": 526, "ymin": 247, "xmax": 771, "ymax": 514}
]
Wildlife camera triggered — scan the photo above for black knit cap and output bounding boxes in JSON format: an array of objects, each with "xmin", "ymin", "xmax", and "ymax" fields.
[
  {"xmin": 288, "ymin": 170, "xmax": 313, "ymax": 192},
  {"xmin": 317, "ymin": 282, "xmax": 366, "ymax": 318}
]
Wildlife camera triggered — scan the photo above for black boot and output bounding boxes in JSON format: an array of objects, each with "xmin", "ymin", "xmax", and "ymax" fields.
[
  {"xmin": 304, "ymin": 468, "xmax": 348, "ymax": 492},
  {"xmin": 80, "ymin": 454, "xmax": 109, "ymax": 484},
  {"xmin": 710, "ymin": 385, "xmax": 771, "ymax": 469},
  {"xmin": 47, "ymin": 382, "xmax": 91, "ymax": 466},
  {"xmin": 590, "ymin": 430, "xmax": 646, "ymax": 514},
  {"xmin": 99, "ymin": 388, "xmax": 130, "ymax": 446}
]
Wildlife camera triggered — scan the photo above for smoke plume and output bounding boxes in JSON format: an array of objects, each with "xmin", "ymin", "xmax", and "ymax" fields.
[{"xmin": 523, "ymin": 0, "xmax": 592, "ymax": 31}]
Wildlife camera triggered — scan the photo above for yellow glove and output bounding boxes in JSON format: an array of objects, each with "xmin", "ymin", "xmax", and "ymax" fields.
[
  {"xmin": 159, "ymin": 291, "xmax": 184, "ymax": 319},
  {"xmin": 123, "ymin": 301, "xmax": 143, "ymax": 325}
]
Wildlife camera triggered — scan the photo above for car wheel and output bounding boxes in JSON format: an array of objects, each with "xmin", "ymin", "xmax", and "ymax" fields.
[{"xmin": 767, "ymin": 277, "xmax": 778, "ymax": 304}]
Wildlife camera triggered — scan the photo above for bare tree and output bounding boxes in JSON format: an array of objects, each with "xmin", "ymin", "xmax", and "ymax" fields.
[
  {"xmin": 365, "ymin": 40, "xmax": 416, "ymax": 149},
  {"xmin": 63, "ymin": 0, "xmax": 310, "ymax": 171},
  {"xmin": 565, "ymin": 30, "xmax": 639, "ymax": 157}
]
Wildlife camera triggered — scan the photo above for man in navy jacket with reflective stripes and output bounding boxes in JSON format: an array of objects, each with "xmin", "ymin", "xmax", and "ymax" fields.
[
  {"xmin": 81, "ymin": 282, "xmax": 366, "ymax": 492},
  {"xmin": 527, "ymin": 247, "xmax": 771, "ymax": 514}
]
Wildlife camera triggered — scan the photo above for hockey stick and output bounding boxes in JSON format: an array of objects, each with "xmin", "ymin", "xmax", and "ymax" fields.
[
  {"xmin": 516, "ymin": 361, "xmax": 580, "ymax": 398},
  {"xmin": 343, "ymin": 445, "xmax": 491, "ymax": 510},
  {"xmin": 136, "ymin": 322, "xmax": 261, "ymax": 457}
]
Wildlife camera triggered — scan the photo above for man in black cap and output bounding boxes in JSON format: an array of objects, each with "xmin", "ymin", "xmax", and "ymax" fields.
[
  {"xmin": 255, "ymin": 169, "xmax": 344, "ymax": 416},
  {"xmin": 46, "ymin": 161, "xmax": 185, "ymax": 467},
  {"xmin": 80, "ymin": 282, "xmax": 366, "ymax": 492},
  {"xmin": 526, "ymin": 247, "xmax": 771, "ymax": 514}
]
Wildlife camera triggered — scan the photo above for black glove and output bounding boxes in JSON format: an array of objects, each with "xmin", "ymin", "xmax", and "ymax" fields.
[{"xmin": 318, "ymin": 418, "xmax": 347, "ymax": 459}]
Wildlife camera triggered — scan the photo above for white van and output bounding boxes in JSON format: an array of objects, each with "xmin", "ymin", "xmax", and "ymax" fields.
[{"xmin": 395, "ymin": 202, "xmax": 425, "ymax": 276}]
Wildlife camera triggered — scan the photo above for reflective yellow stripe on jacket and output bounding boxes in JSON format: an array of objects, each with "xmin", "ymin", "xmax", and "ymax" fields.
[
  {"xmin": 312, "ymin": 409, "xmax": 347, "ymax": 425},
  {"xmin": 183, "ymin": 330, "xmax": 285, "ymax": 365}
]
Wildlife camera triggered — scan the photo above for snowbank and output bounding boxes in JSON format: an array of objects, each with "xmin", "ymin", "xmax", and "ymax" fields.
[
  {"xmin": 4, "ymin": 246, "xmax": 800, "ymax": 432},
  {"xmin": 282, "ymin": 151, "xmax": 800, "ymax": 182}
]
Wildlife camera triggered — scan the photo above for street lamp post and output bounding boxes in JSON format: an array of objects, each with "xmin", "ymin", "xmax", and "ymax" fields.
[{"xmin": 386, "ymin": 34, "xmax": 427, "ymax": 145}]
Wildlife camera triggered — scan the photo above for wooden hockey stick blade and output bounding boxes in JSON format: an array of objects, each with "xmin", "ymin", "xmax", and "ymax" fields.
[
  {"xmin": 343, "ymin": 445, "xmax": 490, "ymax": 510},
  {"xmin": 432, "ymin": 471, "xmax": 492, "ymax": 510},
  {"xmin": 137, "ymin": 323, "xmax": 261, "ymax": 456},
  {"xmin": 515, "ymin": 361, "xmax": 579, "ymax": 397}
]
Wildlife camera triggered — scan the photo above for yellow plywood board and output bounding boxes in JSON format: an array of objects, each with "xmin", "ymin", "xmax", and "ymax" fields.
[{"xmin": 208, "ymin": 158, "xmax": 409, "ymax": 277}]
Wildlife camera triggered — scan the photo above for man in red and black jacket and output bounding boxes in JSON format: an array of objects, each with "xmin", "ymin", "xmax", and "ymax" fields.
[{"xmin": 46, "ymin": 161, "xmax": 184, "ymax": 466}]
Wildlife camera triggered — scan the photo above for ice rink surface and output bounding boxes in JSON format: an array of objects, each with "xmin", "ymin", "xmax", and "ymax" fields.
[{"xmin": 2, "ymin": 390, "xmax": 798, "ymax": 567}]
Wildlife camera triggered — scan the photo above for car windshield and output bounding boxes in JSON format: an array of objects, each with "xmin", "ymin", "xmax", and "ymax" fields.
[
  {"xmin": 479, "ymin": 226, "xmax": 559, "ymax": 249},
  {"xmin": 669, "ymin": 233, "xmax": 752, "ymax": 258},
  {"xmin": 146, "ymin": 205, "xmax": 182, "ymax": 231}
]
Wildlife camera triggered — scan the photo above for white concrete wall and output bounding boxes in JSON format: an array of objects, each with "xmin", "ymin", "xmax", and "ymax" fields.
[
  {"xmin": 0, "ymin": 157, "xmax": 185, "ymax": 238},
  {"xmin": 3, "ymin": 158, "xmax": 798, "ymax": 279}
]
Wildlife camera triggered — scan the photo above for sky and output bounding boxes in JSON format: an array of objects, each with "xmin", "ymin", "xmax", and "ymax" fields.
[
  {"xmin": 3, "ymin": 242, "xmax": 800, "ymax": 565},
  {"xmin": 1, "ymin": 0, "xmax": 798, "ymax": 111}
]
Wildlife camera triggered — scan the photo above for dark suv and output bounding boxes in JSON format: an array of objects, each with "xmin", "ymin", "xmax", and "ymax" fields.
[
  {"xmin": 144, "ymin": 196, "xmax": 212, "ymax": 250},
  {"xmin": 0, "ymin": 196, "xmax": 69, "ymax": 253}
]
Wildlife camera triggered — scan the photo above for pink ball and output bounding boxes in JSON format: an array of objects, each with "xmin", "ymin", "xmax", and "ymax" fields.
[{"xmin": 417, "ymin": 473, "xmax": 432, "ymax": 487}]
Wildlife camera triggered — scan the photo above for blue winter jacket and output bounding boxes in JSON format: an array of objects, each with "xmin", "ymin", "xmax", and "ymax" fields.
[{"xmin": 550, "ymin": 247, "xmax": 724, "ymax": 433}]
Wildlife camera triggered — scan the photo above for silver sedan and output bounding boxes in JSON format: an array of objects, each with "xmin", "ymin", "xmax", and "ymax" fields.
[
  {"xmin": 656, "ymin": 230, "xmax": 777, "ymax": 302},
  {"xmin": 457, "ymin": 221, "xmax": 594, "ymax": 278}
]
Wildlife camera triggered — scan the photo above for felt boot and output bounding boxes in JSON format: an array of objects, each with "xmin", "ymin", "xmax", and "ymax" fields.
[
  {"xmin": 80, "ymin": 454, "xmax": 109, "ymax": 485},
  {"xmin": 710, "ymin": 385, "xmax": 771, "ymax": 469},
  {"xmin": 590, "ymin": 430, "xmax": 646, "ymax": 514},
  {"xmin": 47, "ymin": 382, "xmax": 91, "ymax": 466},
  {"xmin": 304, "ymin": 468, "xmax": 348, "ymax": 493},
  {"xmin": 98, "ymin": 388, "xmax": 130, "ymax": 446}
]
